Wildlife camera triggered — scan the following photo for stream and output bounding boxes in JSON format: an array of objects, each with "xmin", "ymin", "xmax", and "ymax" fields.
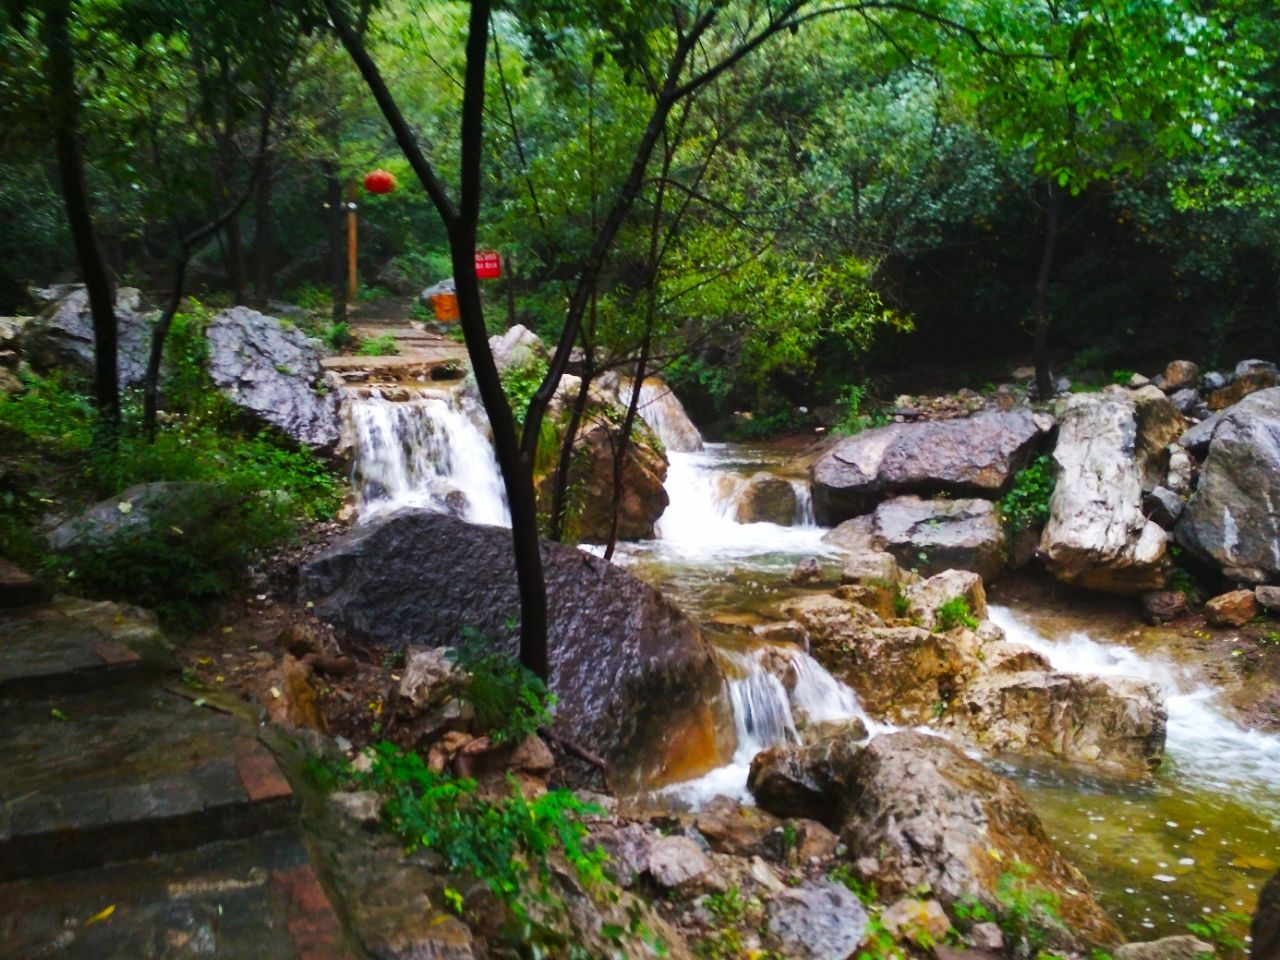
[{"xmin": 346, "ymin": 382, "xmax": 1280, "ymax": 940}]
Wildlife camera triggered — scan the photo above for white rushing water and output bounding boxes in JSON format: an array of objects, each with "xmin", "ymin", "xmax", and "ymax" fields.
[
  {"xmin": 989, "ymin": 605, "xmax": 1280, "ymax": 798},
  {"xmin": 348, "ymin": 390, "xmax": 509, "ymax": 525},
  {"xmin": 653, "ymin": 447, "xmax": 830, "ymax": 561},
  {"xmin": 666, "ymin": 643, "xmax": 880, "ymax": 806}
]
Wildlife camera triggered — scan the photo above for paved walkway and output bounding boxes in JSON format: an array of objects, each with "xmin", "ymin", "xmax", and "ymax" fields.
[{"xmin": 0, "ymin": 565, "xmax": 354, "ymax": 959}]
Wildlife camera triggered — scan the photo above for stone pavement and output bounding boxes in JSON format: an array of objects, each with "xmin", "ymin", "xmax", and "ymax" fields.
[{"xmin": 0, "ymin": 567, "xmax": 355, "ymax": 959}]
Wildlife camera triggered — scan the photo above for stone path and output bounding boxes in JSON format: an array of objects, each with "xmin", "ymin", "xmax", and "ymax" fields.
[
  {"xmin": 0, "ymin": 566, "xmax": 354, "ymax": 959},
  {"xmin": 322, "ymin": 301, "xmax": 470, "ymax": 388}
]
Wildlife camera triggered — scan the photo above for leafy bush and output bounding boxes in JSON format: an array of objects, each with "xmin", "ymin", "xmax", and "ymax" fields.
[
  {"xmin": 321, "ymin": 321, "xmax": 353, "ymax": 351},
  {"xmin": 998, "ymin": 455, "xmax": 1055, "ymax": 532},
  {"xmin": 449, "ymin": 627, "xmax": 556, "ymax": 744},
  {"xmin": 726, "ymin": 403, "xmax": 811, "ymax": 441},
  {"xmin": 356, "ymin": 333, "xmax": 399, "ymax": 356},
  {"xmin": 934, "ymin": 596, "xmax": 979, "ymax": 632},
  {"xmin": 0, "ymin": 318, "xmax": 342, "ymax": 626},
  {"xmin": 329, "ymin": 742, "xmax": 634, "ymax": 952},
  {"xmin": 500, "ymin": 356, "xmax": 549, "ymax": 429},
  {"xmin": 834, "ymin": 382, "xmax": 890, "ymax": 436},
  {"xmin": 1111, "ymin": 369, "xmax": 1137, "ymax": 385}
]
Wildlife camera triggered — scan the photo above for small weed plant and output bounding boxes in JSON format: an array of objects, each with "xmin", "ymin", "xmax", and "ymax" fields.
[
  {"xmin": 1185, "ymin": 910, "xmax": 1250, "ymax": 956},
  {"xmin": 834, "ymin": 383, "xmax": 890, "ymax": 436},
  {"xmin": 356, "ymin": 333, "xmax": 399, "ymax": 356},
  {"xmin": 935, "ymin": 596, "xmax": 979, "ymax": 632},
  {"xmin": 954, "ymin": 862, "xmax": 1065, "ymax": 957},
  {"xmin": 999, "ymin": 455, "xmax": 1055, "ymax": 532},
  {"xmin": 449, "ymin": 626, "xmax": 556, "ymax": 744},
  {"xmin": 329, "ymin": 742, "xmax": 652, "ymax": 955},
  {"xmin": 500, "ymin": 356, "xmax": 549, "ymax": 429}
]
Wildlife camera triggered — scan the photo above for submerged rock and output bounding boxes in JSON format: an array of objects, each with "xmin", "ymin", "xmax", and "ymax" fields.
[
  {"xmin": 810, "ymin": 409, "xmax": 1043, "ymax": 524},
  {"xmin": 206, "ymin": 306, "xmax": 341, "ymax": 451},
  {"xmin": 837, "ymin": 732, "xmax": 1120, "ymax": 948},
  {"xmin": 298, "ymin": 509, "xmax": 725, "ymax": 772},
  {"xmin": 19, "ymin": 286, "xmax": 153, "ymax": 387},
  {"xmin": 1041, "ymin": 388, "xmax": 1183, "ymax": 594},
  {"xmin": 1176, "ymin": 388, "xmax": 1280, "ymax": 581}
]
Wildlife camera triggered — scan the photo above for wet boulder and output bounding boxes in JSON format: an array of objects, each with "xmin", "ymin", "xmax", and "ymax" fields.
[
  {"xmin": 1176, "ymin": 388, "xmax": 1280, "ymax": 581},
  {"xmin": 1204, "ymin": 589, "xmax": 1261, "ymax": 627},
  {"xmin": 1041, "ymin": 388, "xmax": 1183, "ymax": 594},
  {"xmin": 298, "ymin": 509, "xmax": 725, "ymax": 772},
  {"xmin": 836, "ymin": 731, "xmax": 1120, "ymax": 948},
  {"xmin": 1141, "ymin": 591, "xmax": 1188, "ymax": 625},
  {"xmin": 536, "ymin": 415, "xmax": 669, "ymax": 543},
  {"xmin": 872, "ymin": 496, "xmax": 1007, "ymax": 581},
  {"xmin": 779, "ymin": 594, "xmax": 883, "ymax": 664},
  {"xmin": 748, "ymin": 728, "xmax": 863, "ymax": 822},
  {"xmin": 206, "ymin": 306, "xmax": 341, "ymax": 451},
  {"xmin": 946, "ymin": 672, "xmax": 1166, "ymax": 777},
  {"xmin": 19, "ymin": 286, "xmax": 153, "ymax": 387},
  {"xmin": 731, "ymin": 472, "xmax": 798, "ymax": 525},
  {"xmin": 833, "ymin": 625, "xmax": 980, "ymax": 725},
  {"xmin": 1161, "ymin": 360, "xmax": 1200, "ymax": 393},
  {"xmin": 810, "ymin": 409, "xmax": 1044, "ymax": 524}
]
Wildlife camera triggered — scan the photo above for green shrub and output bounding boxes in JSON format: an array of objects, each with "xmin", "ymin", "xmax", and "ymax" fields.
[
  {"xmin": 449, "ymin": 627, "xmax": 556, "ymax": 744},
  {"xmin": 1111, "ymin": 369, "xmax": 1137, "ymax": 385},
  {"xmin": 954, "ymin": 863, "xmax": 1064, "ymax": 956},
  {"xmin": 500, "ymin": 356, "xmax": 549, "ymax": 429},
  {"xmin": 726, "ymin": 404, "xmax": 811, "ymax": 441},
  {"xmin": 934, "ymin": 596, "xmax": 979, "ymax": 632},
  {"xmin": 322, "ymin": 321, "xmax": 353, "ymax": 351},
  {"xmin": 326, "ymin": 742, "xmax": 635, "ymax": 952},
  {"xmin": 998, "ymin": 455, "xmax": 1055, "ymax": 532},
  {"xmin": 833, "ymin": 383, "xmax": 890, "ymax": 436},
  {"xmin": 289, "ymin": 283, "xmax": 333, "ymax": 312},
  {"xmin": 356, "ymin": 333, "xmax": 399, "ymax": 356}
]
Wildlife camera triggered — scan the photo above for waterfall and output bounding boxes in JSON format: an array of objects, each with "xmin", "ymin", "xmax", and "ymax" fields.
[
  {"xmin": 606, "ymin": 376, "xmax": 704, "ymax": 453},
  {"xmin": 791, "ymin": 479, "xmax": 816, "ymax": 527},
  {"xmin": 348, "ymin": 389, "xmax": 509, "ymax": 526},
  {"xmin": 988, "ymin": 605, "xmax": 1280, "ymax": 797},
  {"xmin": 665, "ymin": 642, "xmax": 879, "ymax": 805}
]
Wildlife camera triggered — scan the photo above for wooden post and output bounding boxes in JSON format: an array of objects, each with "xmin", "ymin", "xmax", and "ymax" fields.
[{"xmin": 346, "ymin": 178, "xmax": 358, "ymax": 302}]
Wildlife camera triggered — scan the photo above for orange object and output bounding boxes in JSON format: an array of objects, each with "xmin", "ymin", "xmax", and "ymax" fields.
[{"xmin": 432, "ymin": 292, "xmax": 459, "ymax": 321}]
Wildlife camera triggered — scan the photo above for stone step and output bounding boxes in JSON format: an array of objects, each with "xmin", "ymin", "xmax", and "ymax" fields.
[
  {"xmin": 0, "ymin": 827, "xmax": 354, "ymax": 959},
  {"xmin": 0, "ymin": 598, "xmax": 175, "ymax": 699},
  {"xmin": 0, "ymin": 687, "xmax": 297, "ymax": 881},
  {"xmin": 0, "ymin": 560, "xmax": 50, "ymax": 609}
]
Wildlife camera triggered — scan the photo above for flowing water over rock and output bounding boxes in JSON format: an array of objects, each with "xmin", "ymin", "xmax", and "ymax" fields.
[
  {"xmin": 344, "ymin": 378, "xmax": 1279, "ymax": 939},
  {"xmin": 347, "ymin": 389, "xmax": 508, "ymax": 525}
]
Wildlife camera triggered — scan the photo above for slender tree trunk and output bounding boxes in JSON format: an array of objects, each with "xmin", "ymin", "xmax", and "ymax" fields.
[
  {"xmin": 44, "ymin": 0, "xmax": 119, "ymax": 430},
  {"xmin": 604, "ymin": 336, "xmax": 652, "ymax": 560},
  {"xmin": 1033, "ymin": 179, "xmax": 1062, "ymax": 401},
  {"xmin": 253, "ymin": 152, "xmax": 275, "ymax": 301},
  {"xmin": 323, "ymin": 0, "xmax": 548, "ymax": 680},
  {"xmin": 326, "ymin": 165, "xmax": 348, "ymax": 325},
  {"xmin": 143, "ymin": 258, "xmax": 189, "ymax": 440},
  {"xmin": 549, "ymin": 316, "xmax": 594, "ymax": 543}
]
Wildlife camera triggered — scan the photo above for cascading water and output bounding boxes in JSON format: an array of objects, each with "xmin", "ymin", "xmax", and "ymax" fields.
[
  {"xmin": 989, "ymin": 605, "xmax": 1280, "ymax": 799},
  {"xmin": 627, "ymin": 378, "xmax": 704, "ymax": 453},
  {"xmin": 348, "ymin": 389, "xmax": 509, "ymax": 525},
  {"xmin": 666, "ymin": 642, "xmax": 879, "ymax": 806}
]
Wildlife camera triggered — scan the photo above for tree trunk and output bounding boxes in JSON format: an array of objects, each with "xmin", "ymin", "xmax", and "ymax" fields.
[
  {"xmin": 142, "ymin": 258, "xmax": 188, "ymax": 441},
  {"xmin": 225, "ymin": 211, "xmax": 247, "ymax": 305},
  {"xmin": 548, "ymin": 326, "xmax": 594, "ymax": 543},
  {"xmin": 44, "ymin": 0, "xmax": 119, "ymax": 430},
  {"xmin": 604, "ymin": 337, "xmax": 651, "ymax": 560},
  {"xmin": 253, "ymin": 152, "xmax": 275, "ymax": 301},
  {"xmin": 326, "ymin": 166, "xmax": 348, "ymax": 325},
  {"xmin": 1033, "ymin": 179, "xmax": 1062, "ymax": 401}
]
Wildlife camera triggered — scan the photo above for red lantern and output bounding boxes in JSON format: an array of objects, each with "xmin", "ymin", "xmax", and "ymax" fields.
[
  {"xmin": 475, "ymin": 250, "xmax": 502, "ymax": 279},
  {"xmin": 363, "ymin": 169, "xmax": 396, "ymax": 195}
]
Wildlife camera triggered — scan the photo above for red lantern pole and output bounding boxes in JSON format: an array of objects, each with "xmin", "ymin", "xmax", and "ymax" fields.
[{"xmin": 346, "ymin": 178, "xmax": 358, "ymax": 303}]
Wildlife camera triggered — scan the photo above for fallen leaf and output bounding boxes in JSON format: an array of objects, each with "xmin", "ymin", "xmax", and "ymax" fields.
[
  {"xmin": 85, "ymin": 904, "xmax": 115, "ymax": 925},
  {"xmin": 193, "ymin": 698, "xmax": 206, "ymax": 708},
  {"xmin": 116, "ymin": 501, "xmax": 133, "ymax": 514},
  {"xmin": 270, "ymin": 686, "xmax": 282, "ymax": 699},
  {"xmin": 50, "ymin": 708, "xmax": 68, "ymax": 721}
]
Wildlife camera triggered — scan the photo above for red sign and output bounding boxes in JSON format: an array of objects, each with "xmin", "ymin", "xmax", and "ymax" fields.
[
  {"xmin": 475, "ymin": 250, "xmax": 502, "ymax": 279},
  {"xmin": 363, "ymin": 169, "xmax": 396, "ymax": 195}
]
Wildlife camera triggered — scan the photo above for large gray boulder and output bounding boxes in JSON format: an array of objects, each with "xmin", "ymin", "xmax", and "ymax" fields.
[
  {"xmin": 206, "ymin": 307, "xmax": 341, "ymax": 451},
  {"xmin": 298, "ymin": 509, "xmax": 726, "ymax": 773},
  {"xmin": 1041, "ymin": 387, "xmax": 1183, "ymax": 593},
  {"xmin": 871, "ymin": 496, "xmax": 1006, "ymax": 580},
  {"xmin": 837, "ymin": 732, "xmax": 1120, "ymax": 949},
  {"xmin": 810, "ymin": 409, "xmax": 1044, "ymax": 524},
  {"xmin": 19, "ymin": 287, "xmax": 152, "ymax": 387},
  {"xmin": 487, "ymin": 324, "xmax": 547, "ymax": 374},
  {"xmin": 1176, "ymin": 388, "xmax": 1280, "ymax": 581},
  {"xmin": 47, "ymin": 481, "xmax": 218, "ymax": 552}
]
